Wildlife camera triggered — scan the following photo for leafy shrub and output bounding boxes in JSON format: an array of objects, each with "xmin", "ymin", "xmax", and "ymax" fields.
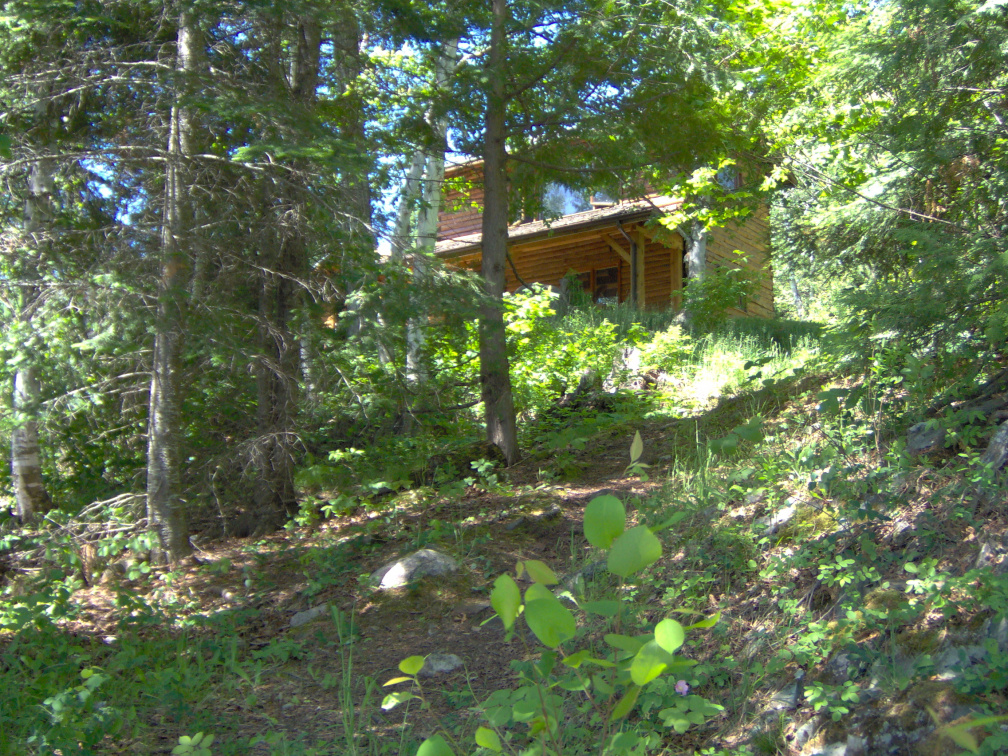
[
  {"xmin": 385, "ymin": 466, "xmax": 724, "ymax": 756},
  {"xmin": 683, "ymin": 253, "xmax": 762, "ymax": 332},
  {"xmin": 504, "ymin": 285, "xmax": 626, "ymax": 417},
  {"xmin": 638, "ymin": 325, "xmax": 693, "ymax": 373}
]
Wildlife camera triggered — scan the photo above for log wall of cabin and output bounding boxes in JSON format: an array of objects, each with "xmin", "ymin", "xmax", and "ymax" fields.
[
  {"xmin": 441, "ymin": 211, "xmax": 774, "ymax": 316},
  {"xmin": 447, "ymin": 226, "xmax": 686, "ymax": 309},
  {"xmin": 438, "ymin": 169, "xmax": 484, "ymax": 240},
  {"xmin": 704, "ymin": 210, "xmax": 774, "ymax": 318}
]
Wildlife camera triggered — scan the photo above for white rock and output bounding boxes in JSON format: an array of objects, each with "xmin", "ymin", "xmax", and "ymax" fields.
[
  {"xmin": 419, "ymin": 653, "xmax": 464, "ymax": 678},
  {"xmin": 370, "ymin": 549, "xmax": 458, "ymax": 589}
]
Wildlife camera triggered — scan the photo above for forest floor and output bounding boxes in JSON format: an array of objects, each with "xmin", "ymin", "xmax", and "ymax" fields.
[{"xmin": 11, "ymin": 365, "xmax": 1008, "ymax": 755}]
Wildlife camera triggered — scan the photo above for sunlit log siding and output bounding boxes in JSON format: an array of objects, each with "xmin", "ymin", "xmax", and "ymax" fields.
[{"xmin": 434, "ymin": 162, "xmax": 772, "ymax": 316}]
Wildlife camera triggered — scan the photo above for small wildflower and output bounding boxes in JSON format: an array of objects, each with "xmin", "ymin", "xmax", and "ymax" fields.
[{"xmin": 675, "ymin": 680, "xmax": 689, "ymax": 696}]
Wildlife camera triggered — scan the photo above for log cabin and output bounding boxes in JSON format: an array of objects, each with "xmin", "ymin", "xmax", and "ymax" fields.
[{"xmin": 433, "ymin": 161, "xmax": 774, "ymax": 317}]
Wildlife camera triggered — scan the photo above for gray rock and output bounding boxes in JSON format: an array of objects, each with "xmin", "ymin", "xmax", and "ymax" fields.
[
  {"xmin": 756, "ymin": 504, "xmax": 797, "ymax": 536},
  {"xmin": 844, "ymin": 734, "xmax": 866, "ymax": 756},
  {"xmin": 418, "ymin": 653, "xmax": 464, "ymax": 678},
  {"xmin": 290, "ymin": 604, "xmax": 329, "ymax": 628},
  {"xmin": 793, "ymin": 716, "xmax": 822, "ymax": 750},
  {"xmin": 802, "ymin": 743, "xmax": 847, "ymax": 756},
  {"xmin": 935, "ymin": 644, "xmax": 988, "ymax": 678},
  {"xmin": 983, "ymin": 615, "xmax": 1008, "ymax": 653},
  {"xmin": 370, "ymin": 549, "xmax": 458, "ymax": 589},
  {"xmin": 906, "ymin": 421, "xmax": 946, "ymax": 457}
]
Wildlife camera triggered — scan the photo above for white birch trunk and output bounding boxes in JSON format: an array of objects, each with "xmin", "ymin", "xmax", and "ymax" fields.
[
  {"xmin": 12, "ymin": 156, "xmax": 53, "ymax": 520},
  {"xmin": 405, "ymin": 39, "xmax": 458, "ymax": 387},
  {"xmin": 685, "ymin": 220, "xmax": 708, "ymax": 283}
]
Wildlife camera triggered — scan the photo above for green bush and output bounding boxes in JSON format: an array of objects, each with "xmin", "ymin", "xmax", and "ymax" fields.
[
  {"xmin": 682, "ymin": 253, "xmax": 762, "ymax": 332},
  {"xmin": 638, "ymin": 325, "xmax": 693, "ymax": 373},
  {"xmin": 384, "ymin": 448, "xmax": 724, "ymax": 756}
]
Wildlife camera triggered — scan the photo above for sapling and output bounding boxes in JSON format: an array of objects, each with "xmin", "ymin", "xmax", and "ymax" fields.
[{"xmin": 384, "ymin": 437, "xmax": 724, "ymax": 755}]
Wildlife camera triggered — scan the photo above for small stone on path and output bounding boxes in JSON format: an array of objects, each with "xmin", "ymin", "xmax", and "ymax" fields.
[
  {"xmin": 290, "ymin": 604, "xmax": 329, "ymax": 628},
  {"xmin": 418, "ymin": 653, "xmax": 464, "ymax": 678},
  {"xmin": 370, "ymin": 548, "xmax": 458, "ymax": 589}
]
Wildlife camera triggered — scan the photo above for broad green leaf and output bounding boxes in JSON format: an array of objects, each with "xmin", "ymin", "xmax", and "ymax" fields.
[
  {"xmin": 607, "ymin": 525, "xmax": 662, "ymax": 578},
  {"xmin": 399, "ymin": 656, "xmax": 426, "ymax": 676},
  {"xmin": 609, "ymin": 684, "xmax": 640, "ymax": 721},
  {"xmin": 581, "ymin": 599, "xmax": 621, "ymax": 617},
  {"xmin": 491, "ymin": 574, "xmax": 521, "ymax": 633},
  {"xmin": 475, "ymin": 726, "xmax": 502, "ymax": 752},
  {"xmin": 382, "ymin": 691, "xmax": 416, "ymax": 710},
  {"xmin": 563, "ymin": 649, "xmax": 590, "ymax": 668},
  {"xmin": 630, "ymin": 431, "xmax": 644, "ymax": 463},
  {"xmin": 558, "ymin": 676, "xmax": 591, "ymax": 691},
  {"xmin": 735, "ymin": 417, "xmax": 763, "ymax": 443},
  {"xmin": 604, "ymin": 633, "xmax": 646, "ymax": 655},
  {"xmin": 685, "ymin": 611, "xmax": 721, "ymax": 630},
  {"xmin": 610, "ymin": 732, "xmax": 641, "ymax": 750},
  {"xmin": 584, "ymin": 495, "xmax": 625, "ymax": 549},
  {"xmin": 383, "ymin": 676, "xmax": 413, "ymax": 686},
  {"xmin": 416, "ymin": 734, "xmax": 455, "ymax": 756},
  {"xmin": 659, "ymin": 708, "xmax": 691, "ymax": 734},
  {"xmin": 710, "ymin": 434, "xmax": 738, "ymax": 454},
  {"xmin": 630, "ymin": 640, "xmax": 673, "ymax": 685},
  {"xmin": 522, "ymin": 559, "xmax": 559, "ymax": 585},
  {"xmin": 524, "ymin": 583, "xmax": 576, "ymax": 648},
  {"xmin": 654, "ymin": 618, "xmax": 685, "ymax": 654}
]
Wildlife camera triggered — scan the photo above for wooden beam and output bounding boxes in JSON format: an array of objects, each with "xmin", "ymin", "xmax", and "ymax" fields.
[
  {"xmin": 599, "ymin": 232, "xmax": 631, "ymax": 264},
  {"xmin": 634, "ymin": 227, "xmax": 647, "ymax": 307}
]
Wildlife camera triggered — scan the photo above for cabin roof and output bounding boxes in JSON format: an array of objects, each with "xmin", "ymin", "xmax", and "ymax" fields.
[{"xmin": 434, "ymin": 197, "xmax": 682, "ymax": 259}]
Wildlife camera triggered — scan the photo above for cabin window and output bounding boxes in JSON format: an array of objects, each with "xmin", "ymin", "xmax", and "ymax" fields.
[
  {"xmin": 543, "ymin": 183, "xmax": 591, "ymax": 217},
  {"xmin": 573, "ymin": 267, "xmax": 619, "ymax": 304},
  {"xmin": 717, "ymin": 165, "xmax": 739, "ymax": 191},
  {"xmin": 595, "ymin": 267, "xmax": 618, "ymax": 301}
]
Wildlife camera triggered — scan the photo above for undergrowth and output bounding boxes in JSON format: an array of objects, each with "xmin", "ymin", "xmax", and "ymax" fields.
[{"xmin": 3, "ymin": 313, "xmax": 1008, "ymax": 754}]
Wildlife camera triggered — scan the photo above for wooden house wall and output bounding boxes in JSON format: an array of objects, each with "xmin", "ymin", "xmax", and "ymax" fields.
[
  {"xmin": 704, "ymin": 210, "xmax": 774, "ymax": 318},
  {"xmin": 438, "ymin": 208, "xmax": 773, "ymax": 317},
  {"xmin": 508, "ymin": 231, "xmax": 618, "ymax": 291},
  {"xmin": 447, "ymin": 228, "xmax": 687, "ymax": 310},
  {"xmin": 438, "ymin": 170, "xmax": 484, "ymax": 240}
]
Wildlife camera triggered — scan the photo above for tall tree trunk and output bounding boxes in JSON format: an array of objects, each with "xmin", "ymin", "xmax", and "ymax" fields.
[
  {"xmin": 252, "ymin": 16, "xmax": 321, "ymax": 524},
  {"xmin": 12, "ymin": 157, "xmax": 53, "ymax": 520},
  {"xmin": 685, "ymin": 220, "xmax": 708, "ymax": 283},
  {"xmin": 406, "ymin": 40, "xmax": 458, "ymax": 389},
  {"xmin": 790, "ymin": 276, "xmax": 805, "ymax": 318},
  {"xmin": 11, "ymin": 367, "xmax": 50, "ymax": 520},
  {"xmin": 147, "ymin": 7, "xmax": 201, "ymax": 563},
  {"xmin": 332, "ymin": 5, "xmax": 373, "ymax": 339},
  {"xmin": 479, "ymin": 0, "xmax": 518, "ymax": 464},
  {"xmin": 680, "ymin": 219, "xmax": 708, "ymax": 328}
]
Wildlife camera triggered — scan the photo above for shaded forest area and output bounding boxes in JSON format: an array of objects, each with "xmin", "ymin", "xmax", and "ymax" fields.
[{"xmin": 2, "ymin": 0, "xmax": 1008, "ymax": 754}]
